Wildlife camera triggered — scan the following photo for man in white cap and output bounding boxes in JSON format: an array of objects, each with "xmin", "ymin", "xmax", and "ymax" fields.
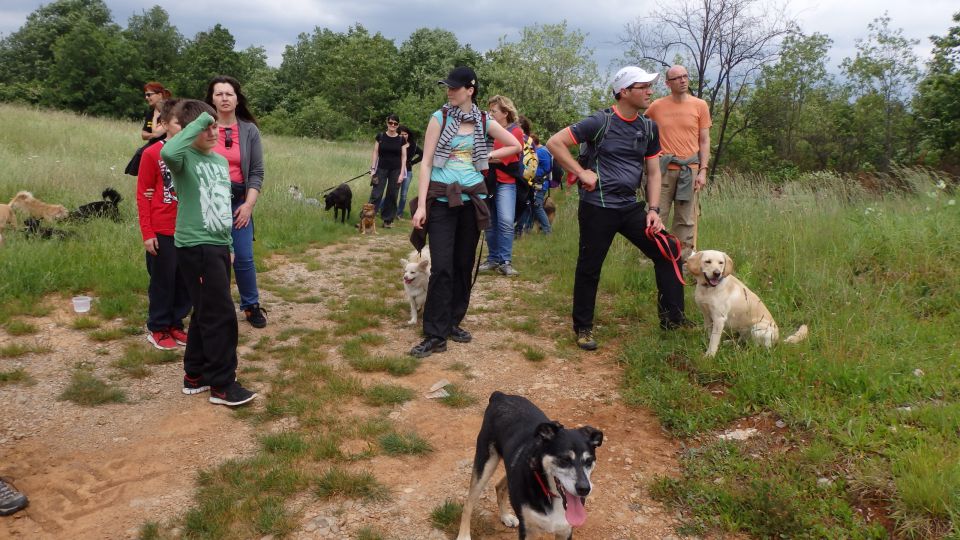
[{"xmin": 547, "ymin": 66, "xmax": 691, "ymax": 351}]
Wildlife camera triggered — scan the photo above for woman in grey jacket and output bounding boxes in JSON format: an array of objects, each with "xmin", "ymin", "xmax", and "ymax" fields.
[{"xmin": 205, "ymin": 75, "xmax": 267, "ymax": 328}]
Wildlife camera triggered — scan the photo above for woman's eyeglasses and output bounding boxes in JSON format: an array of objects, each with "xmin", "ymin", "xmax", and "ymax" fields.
[
  {"xmin": 224, "ymin": 127, "xmax": 234, "ymax": 149},
  {"xmin": 144, "ymin": 92, "xmax": 157, "ymax": 98},
  {"xmin": 387, "ymin": 121, "xmax": 399, "ymax": 126}
]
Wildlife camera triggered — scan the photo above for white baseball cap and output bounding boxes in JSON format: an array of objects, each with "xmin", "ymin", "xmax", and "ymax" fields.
[{"xmin": 610, "ymin": 66, "xmax": 659, "ymax": 96}]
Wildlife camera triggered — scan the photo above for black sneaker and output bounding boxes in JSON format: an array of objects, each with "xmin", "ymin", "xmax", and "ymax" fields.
[
  {"xmin": 0, "ymin": 479, "xmax": 28, "ymax": 516},
  {"xmin": 449, "ymin": 326, "xmax": 472, "ymax": 343},
  {"xmin": 209, "ymin": 381, "xmax": 257, "ymax": 407},
  {"xmin": 243, "ymin": 303, "xmax": 268, "ymax": 328},
  {"xmin": 661, "ymin": 318, "xmax": 697, "ymax": 330},
  {"xmin": 576, "ymin": 329, "xmax": 598, "ymax": 351},
  {"xmin": 182, "ymin": 374, "xmax": 210, "ymax": 395},
  {"xmin": 409, "ymin": 336, "xmax": 447, "ymax": 358}
]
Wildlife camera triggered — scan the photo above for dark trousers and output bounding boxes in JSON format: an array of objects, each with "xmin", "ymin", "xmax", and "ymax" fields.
[
  {"xmin": 145, "ymin": 234, "xmax": 192, "ymax": 332},
  {"xmin": 369, "ymin": 167, "xmax": 402, "ymax": 223},
  {"xmin": 422, "ymin": 200, "xmax": 482, "ymax": 339},
  {"xmin": 573, "ymin": 201, "xmax": 685, "ymax": 331},
  {"xmin": 177, "ymin": 244, "xmax": 238, "ymax": 389}
]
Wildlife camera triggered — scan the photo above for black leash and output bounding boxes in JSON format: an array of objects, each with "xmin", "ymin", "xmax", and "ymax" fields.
[{"xmin": 320, "ymin": 171, "xmax": 368, "ymax": 195}]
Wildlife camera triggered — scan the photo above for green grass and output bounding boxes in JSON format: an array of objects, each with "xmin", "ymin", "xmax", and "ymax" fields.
[
  {"xmin": 364, "ymin": 383, "xmax": 415, "ymax": 406},
  {"xmin": 349, "ymin": 354, "xmax": 420, "ymax": 376},
  {"xmin": 112, "ymin": 344, "xmax": 179, "ymax": 378},
  {"xmin": 430, "ymin": 499, "xmax": 463, "ymax": 531},
  {"xmin": 518, "ymin": 344, "xmax": 546, "ymax": 362},
  {"xmin": 515, "ymin": 172, "xmax": 960, "ymax": 537},
  {"xmin": 438, "ymin": 384, "xmax": 477, "ymax": 409},
  {"xmin": 58, "ymin": 370, "xmax": 126, "ymax": 406},
  {"xmin": 71, "ymin": 316, "xmax": 101, "ymax": 330},
  {"xmin": 314, "ymin": 467, "xmax": 389, "ymax": 501},
  {"xmin": 4, "ymin": 319, "xmax": 38, "ymax": 335},
  {"xmin": 0, "ymin": 342, "xmax": 51, "ymax": 358},
  {"xmin": 0, "ymin": 368, "xmax": 34, "ymax": 386},
  {"xmin": 379, "ymin": 431, "xmax": 432, "ymax": 456}
]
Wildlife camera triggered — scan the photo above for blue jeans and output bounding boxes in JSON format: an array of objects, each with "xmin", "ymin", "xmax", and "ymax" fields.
[
  {"xmin": 231, "ymin": 199, "xmax": 260, "ymax": 309},
  {"xmin": 532, "ymin": 188, "xmax": 552, "ymax": 233},
  {"xmin": 397, "ymin": 171, "xmax": 413, "ymax": 218},
  {"xmin": 484, "ymin": 182, "xmax": 516, "ymax": 264}
]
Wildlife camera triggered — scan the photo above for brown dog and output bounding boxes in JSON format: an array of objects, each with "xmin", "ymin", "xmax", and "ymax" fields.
[
  {"xmin": 687, "ymin": 250, "xmax": 808, "ymax": 357},
  {"xmin": 543, "ymin": 197, "xmax": 556, "ymax": 227},
  {"xmin": 359, "ymin": 202, "xmax": 377, "ymax": 235},
  {"xmin": 0, "ymin": 203, "xmax": 16, "ymax": 231},
  {"xmin": 9, "ymin": 191, "xmax": 69, "ymax": 221}
]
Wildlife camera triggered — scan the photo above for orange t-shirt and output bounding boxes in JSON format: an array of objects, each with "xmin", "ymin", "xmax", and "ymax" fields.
[{"xmin": 645, "ymin": 96, "xmax": 711, "ymax": 170}]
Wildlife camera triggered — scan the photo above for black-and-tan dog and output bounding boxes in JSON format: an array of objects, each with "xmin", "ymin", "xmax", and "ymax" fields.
[{"xmin": 457, "ymin": 392, "xmax": 603, "ymax": 540}]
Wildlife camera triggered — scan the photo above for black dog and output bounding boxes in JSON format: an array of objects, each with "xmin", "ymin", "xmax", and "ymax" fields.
[
  {"xmin": 23, "ymin": 218, "xmax": 73, "ymax": 240},
  {"xmin": 69, "ymin": 188, "xmax": 122, "ymax": 222},
  {"xmin": 323, "ymin": 183, "xmax": 352, "ymax": 224},
  {"xmin": 457, "ymin": 392, "xmax": 603, "ymax": 540}
]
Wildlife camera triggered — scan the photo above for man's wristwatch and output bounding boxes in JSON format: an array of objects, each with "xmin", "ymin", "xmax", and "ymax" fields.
[{"xmin": 648, "ymin": 205, "xmax": 661, "ymax": 214}]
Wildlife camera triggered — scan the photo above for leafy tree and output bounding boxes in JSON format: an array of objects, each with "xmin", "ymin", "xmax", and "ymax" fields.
[
  {"xmin": 396, "ymin": 28, "xmax": 483, "ymax": 99},
  {"xmin": 0, "ymin": 0, "xmax": 113, "ymax": 101},
  {"xmin": 914, "ymin": 11, "xmax": 960, "ymax": 169},
  {"xmin": 318, "ymin": 25, "xmax": 398, "ymax": 127},
  {"xmin": 841, "ymin": 13, "xmax": 920, "ymax": 170},
  {"xmin": 173, "ymin": 24, "xmax": 243, "ymax": 99},
  {"xmin": 481, "ymin": 22, "xmax": 597, "ymax": 135},
  {"xmin": 123, "ymin": 6, "xmax": 183, "ymax": 86}
]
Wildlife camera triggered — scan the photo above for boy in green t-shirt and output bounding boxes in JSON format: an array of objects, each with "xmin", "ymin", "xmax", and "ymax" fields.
[{"xmin": 161, "ymin": 100, "xmax": 256, "ymax": 407}]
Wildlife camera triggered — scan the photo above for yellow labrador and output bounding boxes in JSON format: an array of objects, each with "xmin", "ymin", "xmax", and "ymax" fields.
[{"xmin": 687, "ymin": 250, "xmax": 808, "ymax": 357}]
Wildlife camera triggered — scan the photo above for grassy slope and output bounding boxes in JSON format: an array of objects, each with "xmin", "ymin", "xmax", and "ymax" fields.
[
  {"xmin": 0, "ymin": 104, "xmax": 373, "ymax": 322},
  {"xmin": 514, "ymin": 172, "xmax": 959, "ymax": 538}
]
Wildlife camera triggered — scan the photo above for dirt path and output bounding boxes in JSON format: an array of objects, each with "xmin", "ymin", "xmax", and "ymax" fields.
[{"xmin": 0, "ymin": 228, "xmax": 682, "ymax": 539}]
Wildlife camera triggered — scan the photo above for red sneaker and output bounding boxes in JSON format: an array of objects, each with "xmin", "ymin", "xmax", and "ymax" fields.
[
  {"xmin": 168, "ymin": 327, "xmax": 187, "ymax": 346},
  {"xmin": 147, "ymin": 331, "xmax": 177, "ymax": 351}
]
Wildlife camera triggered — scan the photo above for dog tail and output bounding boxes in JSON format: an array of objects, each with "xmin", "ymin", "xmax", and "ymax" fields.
[
  {"xmin": 783, "ymin": 324, "xmax": 808, "ymax": 344},
  {"xmin": 102, "ymin": 188, "xmax": 122, "ymax": 204}
]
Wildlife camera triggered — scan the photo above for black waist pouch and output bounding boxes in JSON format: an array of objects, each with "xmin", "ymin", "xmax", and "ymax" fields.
[{"xmin": 231, "ymin": 183, "xmax": 246, "ymax": 202}]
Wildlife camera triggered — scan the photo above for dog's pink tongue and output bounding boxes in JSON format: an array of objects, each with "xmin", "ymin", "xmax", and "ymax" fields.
[{"xmin": 564, "ymin": 493, "xmax": 587, "ymax": 527}]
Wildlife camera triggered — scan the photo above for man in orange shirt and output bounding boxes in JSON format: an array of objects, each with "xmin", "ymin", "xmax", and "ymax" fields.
[{"xmin": 645, "ymin": 65, "xmax": 711, "ymax": 259}]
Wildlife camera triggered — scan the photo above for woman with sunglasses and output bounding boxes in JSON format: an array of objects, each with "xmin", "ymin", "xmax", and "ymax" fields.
[
  {"xmin": 141, "ymin": 82, "xmax": 172, "ymax": 141},
  {"xmin": 368, "ymin": 114, "xmax": 407, "ymax": 228},
  {"xmin": 204, "ymin": 75, "xmax": 267, "ymax": 329},
  {"xmin": 407, "ymin": 66, "xmax": 521, "ymax": 358}
]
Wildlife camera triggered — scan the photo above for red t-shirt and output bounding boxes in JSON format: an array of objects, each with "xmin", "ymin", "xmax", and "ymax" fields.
[
  {"xmin": 494, "ymin": 123, "xmax": 524, "ymax": 184},
  {"xmin": 136, "ymin": 141, "xmax": 178, "ymax": 240},
  {"xmin": 213, "ymin": 123, "xmax": 244, "ymax": 183}
]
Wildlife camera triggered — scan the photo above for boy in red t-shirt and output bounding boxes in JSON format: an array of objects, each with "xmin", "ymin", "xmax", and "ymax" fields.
[{"xmin": 137, "ymin": 99, "xmax": 192, "ymax": 351}]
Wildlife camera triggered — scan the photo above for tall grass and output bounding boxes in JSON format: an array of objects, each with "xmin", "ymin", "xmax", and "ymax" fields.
[
  {"xmin": 515, "ymin": 170, "xmax": 959, "ymax": 537},
  {"xmin": 0, "ymin": 104, "xmax": 374, "ymax": 321}
]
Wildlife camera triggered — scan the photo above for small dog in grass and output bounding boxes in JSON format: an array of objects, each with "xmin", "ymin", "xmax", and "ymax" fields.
[
  {"xmin": 687, "ymin": 249, "xmax": 808, "ymax": 357},
  {"xmin": 9, "ymin": 191, "xmax": 69, "ymax": 221},
  {"xmin": 23, "ymin": 218, "xmax": 74, "ymax": 240},
  {"xmin": 288, "ymin": 185, "xmax": 320, "ymax": 206},
  {"xmin": 69, "ymin": 187, "xmax": 122, "ymax": 222},
  {"xmin": 359, "ymin": 202, "xmax": 377, "ymax": 235},
  {"xmin": 543, "ymin": 197, "xmax": 556, "ymax": 227},
  {"xmin": 0, "ymin": 203, "xmax": 16, "ymax": 232},
  {"xmin": 400, "ymin": 247, "xmax": 430, "ymax": 325},
  {"xmin": 323, "ymin": 183, "xmax": 352, "ymax": 224}
]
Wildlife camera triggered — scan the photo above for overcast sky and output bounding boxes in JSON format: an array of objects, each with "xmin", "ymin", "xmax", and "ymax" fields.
[{"xmin": 1, "ymin": 0, "xmax": 956, "ymax": 78}]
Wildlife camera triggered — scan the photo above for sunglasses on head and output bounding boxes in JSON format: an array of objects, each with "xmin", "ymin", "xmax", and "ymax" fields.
[{"xmin": 224, "ymin": 127, "xmax": 233, "ymax": 149}]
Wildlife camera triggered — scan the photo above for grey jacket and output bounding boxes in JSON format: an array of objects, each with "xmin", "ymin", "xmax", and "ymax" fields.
[{"xmin": 238, "ymin": 120, "xmax": 265, "ymax": 192}]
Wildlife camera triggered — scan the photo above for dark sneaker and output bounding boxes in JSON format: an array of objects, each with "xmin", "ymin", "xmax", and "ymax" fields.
[
  {"xmin": 498, "ymin": 263, "xmax": 520, "ymax": 276},
  {"xmin": 661, "ymin": 318, "xmax": 697, "ymax": 330},
  {"xmin": 478, "ymin": 260, "xmax": 500, "ymax": 272},
  {"xmin": 0, "ymin": 479, "xmax": 28, "ymax": 516},
  {"xmin": 576, "ymin": 329, "xmax": 598, "ymax": 351},
  {"xmin": 147, "ymin": 330, "xmax": 178, "ymax": 351},
  {"xmin": 243, "ymin": 303, "xmax": 268, "ymax": 328},
  {"xmin": 409, "ymin": 336, "xmax": 447, "ymax": 358},
  {"xmin": 182, "ymin": 374, "xmax": 210, "ymax": 395},
  {"xmin": 168, "ymin": 326, "xmax": 188, "ymax": 346},
  {"xmin": 209, "ymin": 381, "xmax": 257, "ymax": 407},
  {"xmin": 449, "ymin": 326, "xmax": 472, "ymax": 343}
]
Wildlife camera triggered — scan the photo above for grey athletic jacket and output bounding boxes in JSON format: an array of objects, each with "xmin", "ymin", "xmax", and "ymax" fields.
[{"xmin": 238, "ymin": 120, "xmax": 264, "ymax": 193}]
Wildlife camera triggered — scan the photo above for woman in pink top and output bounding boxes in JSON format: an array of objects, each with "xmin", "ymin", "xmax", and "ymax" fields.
[{"xmin": 204, "ymin": 76, "xmax": 267, "ymax": 328}]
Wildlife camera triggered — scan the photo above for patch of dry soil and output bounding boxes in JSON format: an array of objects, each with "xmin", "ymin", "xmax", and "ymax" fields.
[{"xmin": 1, "ymin": 226, "xmax": 684, "ymax": 539}]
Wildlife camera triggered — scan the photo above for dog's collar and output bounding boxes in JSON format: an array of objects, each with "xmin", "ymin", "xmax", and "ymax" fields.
[{"xmin": 533, "ymin": 470, "xmax": 567, "ymax": 509}]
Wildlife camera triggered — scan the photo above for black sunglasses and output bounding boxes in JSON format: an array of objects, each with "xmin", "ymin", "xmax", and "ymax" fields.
[
  {"xmin": 224, "ymin": 127, "xmax": 234, "ymax": 149},
  {"xmin": 387, "ymin": 120, "xmax": 399, "ymax": 126},
  {"xmin": 144, "ymin": 92, "xmax": 157, "ymax": 97}
]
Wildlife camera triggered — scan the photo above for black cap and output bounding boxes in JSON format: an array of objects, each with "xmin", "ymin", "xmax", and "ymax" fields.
[{"xmin": 438, "ymin": 66, "xmax": 478, "ymax": 89}]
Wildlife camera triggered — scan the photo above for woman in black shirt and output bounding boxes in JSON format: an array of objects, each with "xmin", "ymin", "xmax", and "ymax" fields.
[
  {"xmin": 368, "ymin": 114, "xmax": 407, "ymax": 228},
  {"xmin": 396, "ymin": 125, "xmax": 423, "ymax": 219}
]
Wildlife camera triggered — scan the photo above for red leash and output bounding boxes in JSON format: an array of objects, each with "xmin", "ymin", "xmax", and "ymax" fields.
[{"xmin": 645, "ymin": 227, "xmax": 686, "ymax": 285}]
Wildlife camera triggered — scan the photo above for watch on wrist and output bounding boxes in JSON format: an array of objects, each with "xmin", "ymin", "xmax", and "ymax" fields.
[{"xmin": 648, "ymin": 205, "xmax": 661, "ymax": 214}]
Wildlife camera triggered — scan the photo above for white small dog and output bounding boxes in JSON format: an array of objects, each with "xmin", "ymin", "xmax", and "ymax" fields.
[
  {"xmin": 687, "ymin": 250, "xmax": 808, "ymax": 357},
  {"xmin": 401, "ymin": 247, "xmax": 431, "ymax": 325},
  {"xmin": 288, "ymin": 185, "xmax": 319, "ymax": 206}
]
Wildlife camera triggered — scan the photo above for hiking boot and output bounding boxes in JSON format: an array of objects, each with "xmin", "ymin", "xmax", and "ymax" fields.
[
  {"xmin": 478, "ymin": 260, "xmax": 500, "ymax": 272},
  {"xmin": 661, "ymin": 318, "xmax": 697, "ymax": 330},
  {"xmin": 182, "ymin": 374, "xmax": 210, "ymax": 395},
  {"xmin": 243, "ymin": 303, "xmax": 268, "ymax": 328},
  {"xmin": 0, "ymin": 479, "xmax": 28, "ymax": 516},
  {"xmin": 209, "ymin": 381, "xmax": 257, "ymax": 407},
  {"xmin": 409, "ymin": 336, "xmax": 447, "ymax": 358},
  {"xmin": 168, "ymin": 327, "xmax": 188, "ymax": 346},
  {"xmin": 147, "ymin": 330, "xmax": 178, "ymax": 351},
  {"xmin": 382, "ymin": 222, "xmax": 393, "ymax": 229},
  {"xmin": 498, "ymin": 263, "xmax": 520, "ymax": 276},
  {"xmin": 576, "ymin": 329, "xmax": 598, "ymax": 351},
  {"xmin": 449, "ymin": 326, "xmax": 472, "ymax": 343}
]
